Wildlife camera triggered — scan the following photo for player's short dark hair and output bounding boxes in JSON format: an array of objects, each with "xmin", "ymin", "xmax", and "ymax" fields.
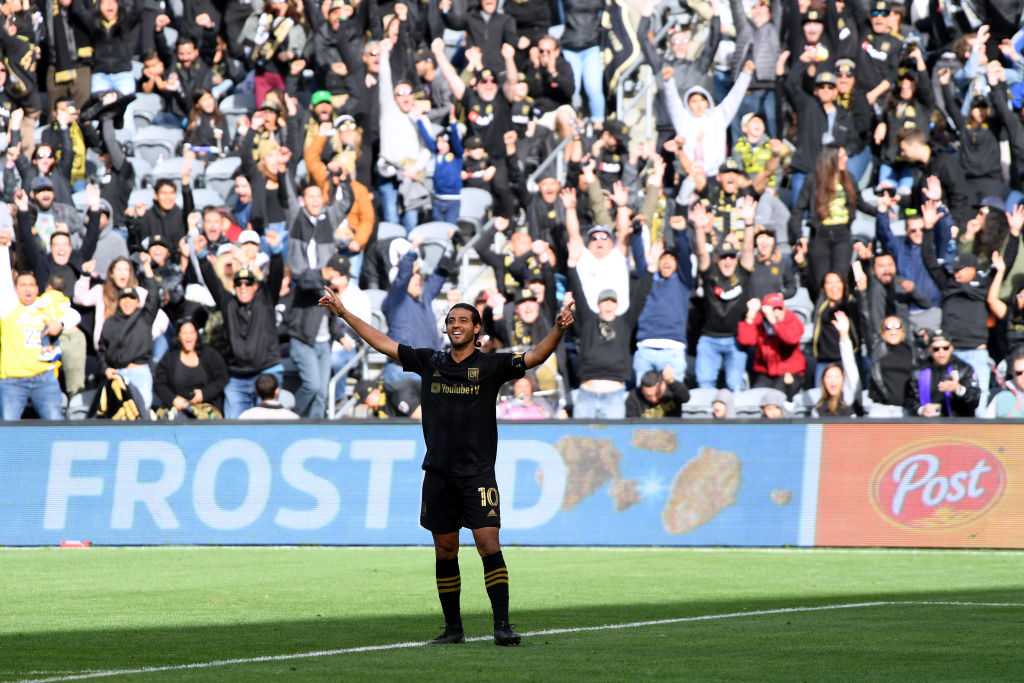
[
  {"xmin": 255, "ymin": 374, "xmax": 279, "ymax": 400},
  {"xmin": 447, "ymin": 302, "xmax": 481, "ymax": 326},
  {"xmin": 153, "ymin": 178, "xmax": 176, "ymax": 193}
]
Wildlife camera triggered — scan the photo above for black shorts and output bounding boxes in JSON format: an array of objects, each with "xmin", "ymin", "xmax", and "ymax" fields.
[{"xmin": 420, "ymin": 469, "xmax": 501, "ymax": 533}]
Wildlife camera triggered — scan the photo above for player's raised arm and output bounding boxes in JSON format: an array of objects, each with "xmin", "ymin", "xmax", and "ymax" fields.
[
  {"xmin": 319, "ymin": 287, "xmax": 400, "ymax": 361},
  {"xmin": 523, "ymin": 304, "xmax": 574, "ymax": 368}
]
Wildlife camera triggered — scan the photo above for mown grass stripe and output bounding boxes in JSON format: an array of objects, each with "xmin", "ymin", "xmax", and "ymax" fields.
[{"xmin": 9, "ymin": 601, "xmax": 1021, "ymax": 683}]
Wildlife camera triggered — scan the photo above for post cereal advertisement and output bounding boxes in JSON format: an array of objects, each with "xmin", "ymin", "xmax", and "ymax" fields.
[{"xmin": 815, "ymin": 424, "xmax": 1023, "ymax": 548}]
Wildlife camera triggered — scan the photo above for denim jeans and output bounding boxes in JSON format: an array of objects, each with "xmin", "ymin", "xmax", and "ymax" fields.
[
  {"xmin": 118, "ymin": 365, "xmax": 153, "ymax": 411},
  {"xmin": 432, "ymin": 198, "xmax": 461, "ymax": 224},
  {"xmin": 332, "ymin": 345, "xmax": 358, "ymax": 376},
  {"xmin": 695, "ymin": 335, "xmax": 747, "ymax": 391},
  {"xmin": 573, "ymin": 385, "xmax": 626, "ymax": 419},
  {"xmin": 632, "ymin": 346, "xmax": 687, "ymax": 386},
  {"xmin": 953, "ymin": 348, "xmax": 992, "ymax": 416},
  {"xmin": 290, "ymin": 339, "xmax": 332, "ymax": 418},
  {"xmin": 1, "ymin": 372, "xmax": 64, "ymax": 420},
  {"xmin": 733, "ymin": 89, "xmax": 777, "ymax": 140},
  {"xmin": 846, "ymin": 147, "xmax": 872, "ymax": 187},
  {"xmin": 91, "ymin": 70, "xmax": 137, "ymax": 139},
  {"xmin": 259, "ymin": 221, "xmax": 288, "ymax": 260},
  {"xmin": 877, "ymin": 163, "xmax": 915, "ymax": 194},
  {"xmin": 224, "ymin": 364, "xmax": 284, "ymax": 419},
  {"xmin": 790, "ymin": 171, "xmax": 807, "ymax": 211},
  {"xmin": 377, "ymin": 177, "xmax": 420, "ymax": 232},
  {"xmin": 563, "ymin": 45, "xmax": 605, "ymax": 121},
  {"xmin": 378, "ymin": 361, "xmax": 421, "ymax": 385}
]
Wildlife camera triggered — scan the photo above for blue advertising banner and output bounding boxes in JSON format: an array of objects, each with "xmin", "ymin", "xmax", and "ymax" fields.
[{"xmin": 0, "ymin": 423, "xmax": 814, "ymax": 546}]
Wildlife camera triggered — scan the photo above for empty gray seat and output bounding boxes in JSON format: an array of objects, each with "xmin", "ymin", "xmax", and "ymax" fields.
[{"xmin": 133, "ymin": 127, "xmax": 183, "ymax": 167}]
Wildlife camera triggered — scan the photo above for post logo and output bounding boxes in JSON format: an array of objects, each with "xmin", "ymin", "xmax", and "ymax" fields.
[{"xmin": 870, "ymin": 441, "xmax": 1006, "ymax": 530}]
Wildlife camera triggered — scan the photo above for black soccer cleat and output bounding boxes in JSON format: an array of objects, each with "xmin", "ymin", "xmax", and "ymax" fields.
[
  {"xmin": 428, "ymin": 625, "xmax": 466, "ymax": 644},
  {"xmin": 493, "ymin": 621, "xmax": 521, "ymax": 646}
]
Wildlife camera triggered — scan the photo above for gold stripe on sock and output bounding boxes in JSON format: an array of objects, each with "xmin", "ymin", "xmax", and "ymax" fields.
[
  {"xmin": 437, "ymin": 585, "xmax": 462, "ymax": 594},
  {"xmin": 483, "ymin": 567, "xmax": 508, "ymax": 580},
  {"xmin": 436, "ymin": 576, "xmax": 461, "ymax": 588}
]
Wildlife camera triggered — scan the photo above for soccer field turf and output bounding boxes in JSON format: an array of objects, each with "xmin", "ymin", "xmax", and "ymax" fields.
[{"xmin": 2, "ymin": 546, "xmax": 1022, "ymax": 681}]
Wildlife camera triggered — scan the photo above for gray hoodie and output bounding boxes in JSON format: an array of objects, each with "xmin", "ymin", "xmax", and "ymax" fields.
[{"xmin": 664, "ymin": 70, "xmax": 751, "ymax": 176}]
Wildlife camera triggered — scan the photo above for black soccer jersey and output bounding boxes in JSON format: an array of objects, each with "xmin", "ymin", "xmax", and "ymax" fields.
[{"xmin": 398, "ymin": 345, "xmax": 526, "ymax": 476}]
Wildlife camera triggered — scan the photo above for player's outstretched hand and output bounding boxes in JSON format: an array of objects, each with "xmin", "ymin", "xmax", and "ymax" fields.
[
  {"xmin": 556, "ymin": 304, "xmax": 574, "ymax": 330},
  {"xmin": 319, "ymin": 286, "xmax": 346, "ymax": 316}
]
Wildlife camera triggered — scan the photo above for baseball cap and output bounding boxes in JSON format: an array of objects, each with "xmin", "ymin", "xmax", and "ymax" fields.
[
  {"xmin": 815, "ymin": 71, "xmax": 838, "ymax": 87},
  {"xmin": 587, "ymin": 225, "xmax": 612, "ymax": 241},
  {"xmin": 873, "ymin": 0, "xmax": 893, "ymax": 11},
  {"xmin": 233, "ymin": 268, "xmax": 257, "ymax": 285},
  {"xmin": 353, "ymin": 379, "xmax": 380, "ymax": 402},
  {"xmin": 216, "ymin": 243, "xmax": 236, "ymax": 258},
  {"xmin": 597, "ymin": 288, "xmax": 618, "ymax": 303},
  {"xmin": 310, "ymin": 90, "xmax": 333, "ymax": 108},
  {"xmin": 30, "ymin": 176, "xmax": 54, "ymax": 193},
  {"xmin": 803, "ymin": 8, "xmax": 824, "ymax": 23},
  {"xmin": 475, "ymin": 68, "xmax": 496, "ymax": 82},
  {"xmin": 929, "ymin": 328, "xmax": 951, "ymax": 346},
  {"xmin": 717, "ymin": 242, "xmax": 739, "ymax": 258},
  {"xmin": 258, "ymin": 99, "xmax": 283, "ymax": 113},
  {"xmin": 835, "ymin": 58, "xmax": 856, "ymax": 75},
  {"xmin": 334, "ymin": 114, "xmax": 357, "ymax": 128},
  {"xmin": 118, "ymin": 286, "xmax": 139, "ymax": 300},
  {"xmin": 740, "ymin": 111, "xmax": 764, "ymax": 128},
  {"xmin": 762, "ymin": 292, "xmax": 785, "ymax": 308},
  {"xmin": 514, "ymin": 288, "xmax": 537, "ymax": 304},
  {"xmin": 720, "ymin": 158, "xmax": 743, "ymax": 174},
  {"xmin": 238, "ymin": 229, "xmax": 261, "ymax": 246},
  {"xmin": 464, "ymin": 135, "xmax": 485, "ymax": 149},
  {"xmin": 952, "ymin": 253, "xmax": 979, "ymax": 271},
  {"xmin": 975, "ymin": 196, "xmax": 1004, "ymax": 211},
  {"xmin": 148, "ymin": 233, "xmax": 169, "ymax": 250},
  {"xmin": 603, "ymin": 118, "xmax": 629, "ymax": 146},
  {"xmin": 326, "ymin": 253, "xmax": 350, "ymax": 276}
]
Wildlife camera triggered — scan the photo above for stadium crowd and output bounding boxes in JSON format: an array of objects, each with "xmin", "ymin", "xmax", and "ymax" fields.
[{"xmin": 1, "ymin": 0, "xmax": 1024, "ymax": 420}]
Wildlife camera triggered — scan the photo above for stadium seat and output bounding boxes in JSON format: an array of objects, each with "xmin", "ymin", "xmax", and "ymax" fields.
[
  {"xmin": 67, "ymin": 390, "xmax": 96, "ymax": 420},
  {"xmin": 133, "ymin": 127, "xmax": 183, "ymax": 167},
  {"xmin": 127, "ymin": 187, "xmax": 155, "ymax": 211},
  {"xmin": 376, "ymin": 221, "xmax": 407, "ymax": 241},
  {"xmin": 203, "ymin": 156, "xmax": 242, "ymax": 201},
  {"xmin": 189, "ymin": 187, "xmax": 224, "ymax": 209},
  {"xmin": 409, "ymin": 221, "xmax": 457, "ymax": 242},
  {"xmin": 361, "ymin": 289, "xmax": 391, "ymax": 373},
  {"xmin": 150, "ymin": 156, "xmax": 202, "ymax": 193},
  {"xmin": 733, "ymin": 387, "xmax": 780, "ymax": 417},
  {"xmin": 363, "ymin": 288, "xmax": 389, "ymax": 314},
  {"xmin": 220, "ymin": 92, "xmax": 256, "ymax": 132},
  {"xmin": 791, "ymin": 388, "xmax": 821, "ymax": 416},
  {"xmin": 133, "ymin": 92, "xmax": 164, "ymax": 129},
  {"xmin": 682, "ymin": 387, "xmax": 718, "ymax": 418},
  {"xmin": 125, "ymin": 156, "xmax": 154, "ymax": 189},
  {"xmin": 71, "ymin": 189, "xmax": 89, "ymax": 215},
  {"xmin": 785, "ymin": 287, "xmax": 815, "ymax": 345},
  {"xmin": 457, "ymin": 187, "xmax": 493, "ymax": 236}
]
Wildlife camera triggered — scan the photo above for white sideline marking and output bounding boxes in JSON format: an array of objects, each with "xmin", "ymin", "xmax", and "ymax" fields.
[{"xmin": 7, "ymin": 601, "xmax": 1021, "ymax": 683}]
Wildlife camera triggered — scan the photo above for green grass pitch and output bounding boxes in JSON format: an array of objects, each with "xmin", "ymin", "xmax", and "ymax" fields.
[{"xmin": 2, "ymin": 546, "xmax": 1022, "ymax": 681}]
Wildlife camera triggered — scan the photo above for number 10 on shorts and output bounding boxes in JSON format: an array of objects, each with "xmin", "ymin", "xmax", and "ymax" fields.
[{"xmin": 478, "ymin": 487, "xmax": 498, "ymax": 507}]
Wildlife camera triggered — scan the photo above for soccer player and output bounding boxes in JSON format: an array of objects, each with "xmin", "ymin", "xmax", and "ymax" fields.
[{"xmin": 319, "ymin": 287, "xmax": 574, "ymax": 646}]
